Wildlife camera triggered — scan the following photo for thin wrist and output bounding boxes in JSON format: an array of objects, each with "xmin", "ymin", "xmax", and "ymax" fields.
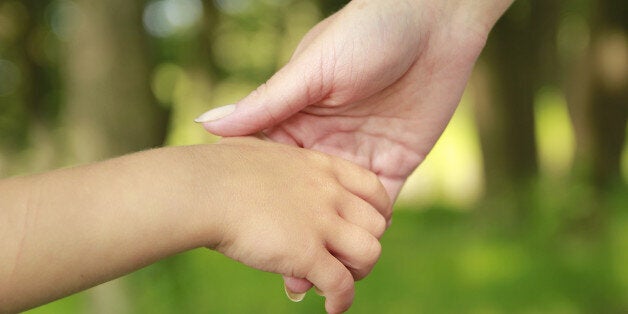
[
  {"xmin": 102, "ymin": 145, "xmax": 225, "ymax": 252},
  {"xmin": 169, "ymin": 144, "xmax": 228, "ymax": 250}
]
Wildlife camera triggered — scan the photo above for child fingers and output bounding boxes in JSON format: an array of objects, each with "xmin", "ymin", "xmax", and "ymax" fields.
[
  {"xmin": 283, "ymin": 276, "xmax": 313, "ymax": 294},
  {"xmin": 305, "ymin": 252, "xmax": 355, "ymax": 314},
  {"xmin": 326, "ymin": 221, "xmax": 382, "ymax": 281},
  {"xmin": 283, "ymin": 276, "xmax": 313, "ymax": 302},
  {"xmin": 337, "ymin": 195, "xmax": 387, "ymax": 239},
  {"xmin": 331, "ymin": 160, "xmax": 392, "ymax": 223}
]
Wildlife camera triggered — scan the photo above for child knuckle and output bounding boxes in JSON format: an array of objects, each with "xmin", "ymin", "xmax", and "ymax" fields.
[
  {"xmin": 372, "ymin": 215, "xmax": 387, "ymax": 238},
  {"xmin": 364, "ymin": 237, "xmax": 382, "ymax": 261}
]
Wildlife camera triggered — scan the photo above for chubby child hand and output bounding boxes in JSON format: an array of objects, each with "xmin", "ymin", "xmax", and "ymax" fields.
[{"xmin": 204, "ymin": 137, "xmax": 391, "ymax": 313}]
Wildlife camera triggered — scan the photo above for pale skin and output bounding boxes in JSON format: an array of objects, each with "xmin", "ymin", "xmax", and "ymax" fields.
[
  {"xmin": 0, "ymin": 137, "xmax": 390, "ymax": 314},
  {"xmin": 197, "ymin": 0, "xmax": 514, "ymax": 299}
]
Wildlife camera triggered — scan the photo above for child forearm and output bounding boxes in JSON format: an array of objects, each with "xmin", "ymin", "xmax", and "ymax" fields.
[
  {"xmin": 0, "ymin": 146, "xmax": 217, "ymax": 313},
  {"xmin": 0, "ymin": 137, "xmax": 390, "ymax": 314}
]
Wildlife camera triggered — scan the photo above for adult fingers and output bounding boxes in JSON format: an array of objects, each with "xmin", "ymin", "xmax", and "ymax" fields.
[{"xmin": 196, "ymin": 50, "xmax": 328, "ymax": 137}]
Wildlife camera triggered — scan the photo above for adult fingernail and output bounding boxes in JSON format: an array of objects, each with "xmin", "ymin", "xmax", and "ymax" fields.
[
  {"xmin": 194, "ymin": 104, "xmax": 236, "ymax": 123},
  {"xmin": 284, "ymin": 284, "xmax": 306, "ymax": 302}
]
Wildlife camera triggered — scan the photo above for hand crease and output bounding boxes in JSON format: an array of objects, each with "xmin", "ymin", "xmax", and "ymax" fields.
[{"xmin": 8, "ymin": 177, "xmax": 42, "ymax": 285}]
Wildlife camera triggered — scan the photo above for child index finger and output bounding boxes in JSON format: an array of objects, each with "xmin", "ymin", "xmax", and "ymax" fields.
[{"xmin": 331, "ymin": 159, "xmax": 392, "ymax": 223}]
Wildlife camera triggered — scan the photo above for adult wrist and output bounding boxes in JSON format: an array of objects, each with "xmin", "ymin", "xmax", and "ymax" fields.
[
  {"xmin": 403, "ymin": 0, "xmax": 512, "ymax": 42},
  {"xmin": 451, "ymin": 0, "xmax": 514, "ymax": 36}
]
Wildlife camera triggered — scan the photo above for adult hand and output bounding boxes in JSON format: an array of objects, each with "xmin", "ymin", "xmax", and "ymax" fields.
[
  {"xmin": 196, "ymin": 0, "xmax": 512, "ymax": 306},
  {"xmin": 198, "ymin": 0, "xmax": 505, "ymax": 199}
]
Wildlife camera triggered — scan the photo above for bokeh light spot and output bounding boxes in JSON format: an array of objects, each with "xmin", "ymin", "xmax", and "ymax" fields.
[
  {"xmin": 47, "ymin": 0, "xmax": 81, "ymax": 41},
  {"xmin": 213, "ymin": 0, "xmax": 252, "ymax": 15},
  {"xmin": 151, "ymin": 63, "xmax": 185, "ymax": 105},
  {"xmin": 534, "ymin": 86, "xmax": 575, "ymax": 178},
  {"xmin": 143, "ymin": 0, "xmax": 203, "ymax": 38}
]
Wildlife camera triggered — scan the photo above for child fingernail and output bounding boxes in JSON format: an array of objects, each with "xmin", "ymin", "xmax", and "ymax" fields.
[
  {"xmin": 284, "ymin": 284, "xmax": 306, "ymax": 302},
  {"xmin": 194, "ymin": 104, "xmax": 236, "ymax": 123}
]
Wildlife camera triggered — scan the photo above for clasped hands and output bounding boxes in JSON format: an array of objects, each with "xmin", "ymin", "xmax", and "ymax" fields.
[{"xmin": 196, "ymin": 0, "xmax": 497, "ymax": 312}]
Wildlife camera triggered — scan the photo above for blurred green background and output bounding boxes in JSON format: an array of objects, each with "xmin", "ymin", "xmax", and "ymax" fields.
[{"xmin": 1, "ymin": 0, "xmax": 626, "ymax": 313}]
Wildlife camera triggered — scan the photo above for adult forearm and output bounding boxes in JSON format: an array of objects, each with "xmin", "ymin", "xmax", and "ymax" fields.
[
  {"xmin": 404, "ymin": 0, "xmax": 514, "ymax": 38},
  {"xmin": 454, "ymin": 0, "xmax": 514, "ymax": 33},
  {"xmin": 0, "ymin": 146, "xmax": 216, "ymax": 313}
]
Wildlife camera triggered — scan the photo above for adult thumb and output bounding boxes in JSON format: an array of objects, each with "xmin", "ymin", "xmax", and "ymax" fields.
[{"xmin": 196, "ymin": 59, "xmax": 325, "ymax": 137}]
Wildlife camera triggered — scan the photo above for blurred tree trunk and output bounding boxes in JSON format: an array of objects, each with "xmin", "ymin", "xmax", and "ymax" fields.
[
  {"xmin": 62, "ymin": 0, "xmax": 167, "ymax": 165},
  {"xmin": 561, "ymin": 0, "xmax": 627, "ymax": 236},
  {"xmin": 61, "ymin": 0, "xmax": 167, "ymax": 312},
  {"xmin": 474, "ymin": 0, "xmax": 560, "ymax": 217},
  {"xmin": 565, "ymin": 1, "xmax": 627, "ymax": 191},
  {"xmin": 20, "ymin": 1, "xmax": 56, "ymax": 126},
  {"xmin": 0, "ymin": 1, "xmax": 60, "ymax": 176}
]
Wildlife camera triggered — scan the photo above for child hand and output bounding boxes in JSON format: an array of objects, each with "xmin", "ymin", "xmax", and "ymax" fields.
[
  {"xmin": 0, "ymin": 137, "xmax": 388, "ymax": 313},
  {"xmin": 201, "ymin": 137, "xmax": 391, "ymax": 314}
]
